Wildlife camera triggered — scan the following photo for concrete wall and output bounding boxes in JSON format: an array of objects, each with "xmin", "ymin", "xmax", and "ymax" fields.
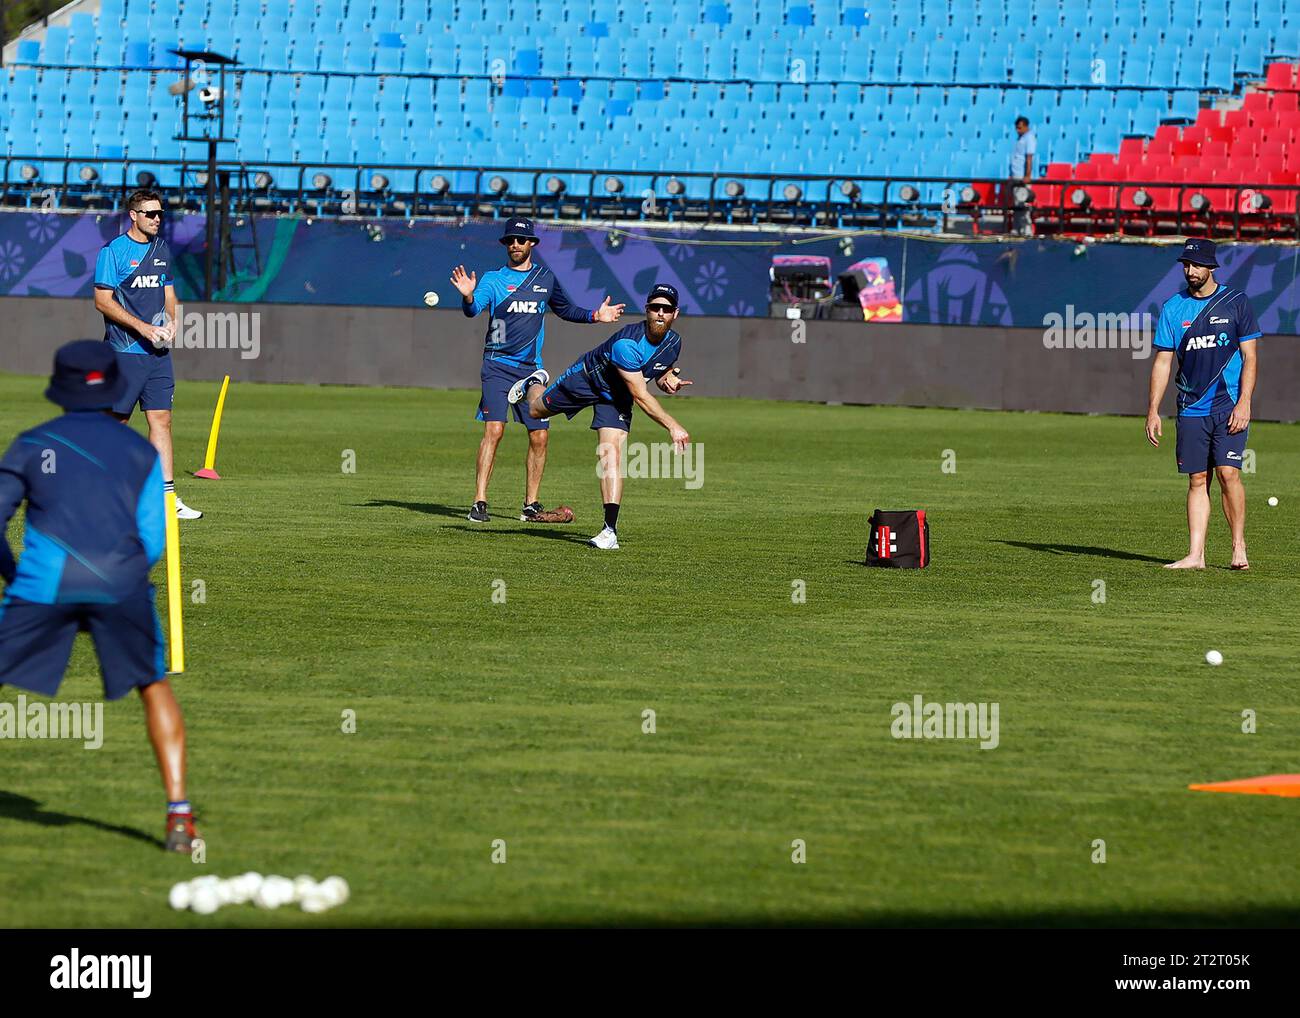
[{"xmin": 3, "ymin": 296, "xmax": 1298, "ymax": 421}]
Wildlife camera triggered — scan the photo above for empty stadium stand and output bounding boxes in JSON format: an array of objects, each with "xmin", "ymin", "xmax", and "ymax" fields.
[{"xmin": 1, "ymin": 0, "xmax": 1298, "ymax": 234}]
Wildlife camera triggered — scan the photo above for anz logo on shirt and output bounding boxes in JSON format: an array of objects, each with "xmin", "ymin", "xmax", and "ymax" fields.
[
  {"xmin": 1185, "ymin": 332, "xmax": 1230, "ymax": 351},
  {"xmin": 129, "ymin": 275, "xmax": 163, "ymax": 288},
  {"xmin": 504, "ymin": 299, "xmax": 542, "ymax": 314}
]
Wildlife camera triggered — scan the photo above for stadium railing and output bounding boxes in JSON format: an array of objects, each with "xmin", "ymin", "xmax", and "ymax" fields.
[{"xmin": 3, "ymin": 155, "xmax": 1298, "ymax": 240}]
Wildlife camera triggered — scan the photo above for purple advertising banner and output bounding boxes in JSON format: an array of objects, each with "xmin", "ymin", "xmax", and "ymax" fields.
[{"xmin": 1, "ymin": 211, "xmax": 1297, "ymax": 333}]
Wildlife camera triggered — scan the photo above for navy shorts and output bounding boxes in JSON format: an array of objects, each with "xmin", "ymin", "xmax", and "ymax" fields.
[
  {"xmin": 476, "ymin": 359, "xmax": 548, "ymax": 430},
  {"xmin": 1175, "ymin": 410, "xmax": 1248, "ymax": 474},
  {"xmin": 113, "ymin": 350, "xmax": 174, "ymax": 416},
  {"xmin": 0, "ymin": 586, "xmax": 166, "ymax": 701},
  {"xmin": 541, "ymin": 366, "xmax": 633, "ymax": 432}
]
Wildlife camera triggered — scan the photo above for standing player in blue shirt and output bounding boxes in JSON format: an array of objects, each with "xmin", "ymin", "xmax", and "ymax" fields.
[
  {"xmin": 0, "ymin": 342, "xmax": 199, "ymax": 852},
  {"xmin": 93, "ymin": 189, "xmax": 202, "ymax": 521},
  {"xmin": 450, "ymin": 217, "xmax": 624, "ymax": 524},
  {"xmin": 509, "ymin": 284, "xmax": 692, "ymax": 550},
  {"xmin": 1146, "ymin": 239, "xmax": 1261, "ymax": 570}
]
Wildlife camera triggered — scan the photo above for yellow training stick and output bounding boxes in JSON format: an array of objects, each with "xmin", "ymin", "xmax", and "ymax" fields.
[
  {"xmin": 164, "ymin": 489, "xmax": 184, "ymax": 674},
  {"xmin": 195, "ymin": 374, "xmax": 230, "ymax": 479}
]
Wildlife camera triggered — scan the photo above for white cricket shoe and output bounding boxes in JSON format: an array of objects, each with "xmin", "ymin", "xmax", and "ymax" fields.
[
  {"xmin": 588, "ymin": 526, "xmax": 619, "ymax": 550},
  {"xmin": 507, "ymin": 368, "xmax": 549, "ymax": 405},
  {"xmin": 175, "ymin": 496, "xmax": 203, "ymax": 520}
]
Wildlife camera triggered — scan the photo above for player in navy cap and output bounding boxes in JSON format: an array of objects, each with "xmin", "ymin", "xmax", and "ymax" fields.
[
  {"xmin": 0, "ymin": 341, "xmax": 199, "ymax": 852},
  {"xmin": 450, "ymin": 217, "xmax": 625, "ymax": 524},
  {"xmin": 1146, "ymin": 238, "xmax": 1261, "ymax": 569},
  {"xmin": 508, "ymin": 283, "xmax": 692, "ymax": 549}
]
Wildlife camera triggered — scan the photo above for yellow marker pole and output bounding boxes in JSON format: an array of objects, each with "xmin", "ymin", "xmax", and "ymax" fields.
[
  {"xmin": 164, "ymin": 490, "xmax": 184, "ymax": 674},
  {"xmin": 195, "ymin": 374, "xmax": 230, "ymax": 479}
]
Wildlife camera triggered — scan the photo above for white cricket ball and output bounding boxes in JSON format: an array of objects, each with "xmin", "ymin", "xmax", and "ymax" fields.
[
  {"xmin": 225, "ymin": 878, "xmax": 251, "ymax": 905},
  {"xmin": 1267, "ymin": 496, "xmax": 1278, "ymax": 506},
  {"xmin": 253, "ymin": 886, "xmax": 279, "ymax": 909},
  {"xmin": 1205, "ymin": 649, "xmax": 1224, "ymax": 666},
  {"xmin": 168, "ymin": 882, "xmax": 192, "ymax": 910},
  {"xmin": 190, "ymin": 885, "xmax": 220, "ymax": 915},
  {"xmin": 300, "ymin": 893, "xmax": 330, "ymax": 913},
  {"xmin": 319, "ymin": 876, "xmax": 350, "ymax": 907},
  {"xmin": 216, "ymin": 879, "xmax": 237, "ymax": 905},
  {"xmin": 423, "ymin": 291, "xmax": 439, "ymax": 307},
  {"xmin": 293, "ymin": 875, "xmax": 318, "ymax": 901}
]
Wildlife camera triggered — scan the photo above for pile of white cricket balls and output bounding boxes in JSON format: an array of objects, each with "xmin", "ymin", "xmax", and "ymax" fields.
[{"xmin": 169, "ymin": 873, "xmax": 349, "ymax": 915}]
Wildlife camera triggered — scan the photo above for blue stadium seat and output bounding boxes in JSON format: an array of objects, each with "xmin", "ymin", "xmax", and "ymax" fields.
[
  {"xmin": 375, "ymin": 35, "xmax": 405, "ymax": 73},
  {"xmin": 17, "ymin": 39, "xmax": 41, "ymax": 64},
  {"xmin": 43, "ymin": 26, "xmax": 69, "ymax": 64}
]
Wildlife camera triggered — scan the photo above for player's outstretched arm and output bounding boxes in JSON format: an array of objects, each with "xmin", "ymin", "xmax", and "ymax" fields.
[
  {"xmin": 618, "ymin": 369, "xmax": 689, "ymax": 451},
  {"xmin": 1146, "ymin": 349, "xmax": 1174, "ymax": 447},
  {"xmin": 656, "ymin": 368, "xmax": 692, "ymax": 394},
  {"xmin": 451, "ymin": 265, "xmax": 480, "ymax": 316},
  {"xmin": 549, "ymin": 277, "xmax": 625, "ymax": 323}
]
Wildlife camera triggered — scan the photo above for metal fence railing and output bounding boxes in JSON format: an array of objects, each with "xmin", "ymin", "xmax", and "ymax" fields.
[{"xmin": 3, "ymin": 154, "xmax": 1299, "ymax": 240}]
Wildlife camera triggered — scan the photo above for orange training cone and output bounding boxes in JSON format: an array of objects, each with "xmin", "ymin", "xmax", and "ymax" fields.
[{"xmin": 1188, "ymin": 774, "xmax": 1300, "ymax": 798}]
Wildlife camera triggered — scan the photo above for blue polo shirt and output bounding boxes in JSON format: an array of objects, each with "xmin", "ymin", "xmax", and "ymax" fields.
[
  {"xmin": 93, "ymin": 234, "xmax": 173, "ymax": 355},
  {"xmin": 1154, "ymin": 286, "xmax": 1261, "ymax": 417}
]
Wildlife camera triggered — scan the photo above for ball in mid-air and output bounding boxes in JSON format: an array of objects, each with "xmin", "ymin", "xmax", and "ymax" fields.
[
  {"xmin": 1267, "ymin": 496, "xmax": 1278, "ymax": 507},
  {"xmin": 1205, "ymin": 650, "xmax": 1224, "ymax": 666},
  {"xmin": 423, "ymin": 291, "xmax": 439, "ymax": 307}
]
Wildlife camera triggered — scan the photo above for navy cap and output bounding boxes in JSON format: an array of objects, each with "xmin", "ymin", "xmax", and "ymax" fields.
[
  {"xmin": 646, "ymin": 283, "xmax": 679, "ymax": 308},
  {"xmin": 499, "ymin": 217, "xmax": 539, "ymax": 244},
  {"xmin": 45, "ymin": 340, "xmax": 126, "ymax": 411},
  {"xmin": 1178, "ymin": 237, "xmax": 1218, "ymax": 268}
]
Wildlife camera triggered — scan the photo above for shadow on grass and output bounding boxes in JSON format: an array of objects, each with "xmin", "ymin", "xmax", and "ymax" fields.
[
  {"xmin": 354, "ymin": 500, "xmax": 468, "ymax": 519},
  {"xmin": 441, "ymin": 524, "xmax": 594, "ymax": 545},
  {"xmin": 992, "ymin": 540, "xmax": 1170, "ymax": 564},
  {"xmin": 0, "ymin": 791, "xmax": 162, "ymax": 849}
]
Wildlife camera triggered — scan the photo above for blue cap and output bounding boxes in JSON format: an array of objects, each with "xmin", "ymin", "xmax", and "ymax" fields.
[
  {"xmin": 646, "ymin": 283, "xmax": 679, "ymax": 308},
  {"xmin": 499, "ymin": 217, "xmax": 539, "ymax": 244},
  {"xmin": 45, "ymin": 340, "xmax": 126, "ymax": 411},
  {"xmin": 1178, "ymin": 238, "xmax": 1218, "ymax": 268}
]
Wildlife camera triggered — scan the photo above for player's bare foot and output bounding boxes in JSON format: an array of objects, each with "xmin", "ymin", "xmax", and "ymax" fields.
[
  {"xmin": 1230, "ymin": 548, "xmax": 1250, "ymax": 570},
  {"xmin": 1164, "ymin": 555, "xmax": 1206, "ymax": 569}
]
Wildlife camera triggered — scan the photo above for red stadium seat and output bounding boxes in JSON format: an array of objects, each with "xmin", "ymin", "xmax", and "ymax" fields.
[
  {"xmin": 1273, "ymin": 91, "xmax": 1299, "ymax": 114},
  {"xmin": 1265, "ymin": 62, "xmax": 1297, "ymax": 91},
  {"xmin": 1195, "ymin": 108, "xmax": 1222, "ymax": 129},
  {"xmin": 1118, "ymin": 136, "xmax": 1145, "ymax": 165}
]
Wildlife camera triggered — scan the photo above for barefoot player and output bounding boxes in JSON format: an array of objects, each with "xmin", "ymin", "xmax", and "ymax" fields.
[
  {"xmin": 0, "ymin": 342, "xmax": 199, "ymax": 852},
  {"xmin": 508, "ymin": 284, "xmax": 691, "ymax": 550},
  {"xmin": 1146, "ymin": 239, "xmax": 1261, "ymax": 570}
]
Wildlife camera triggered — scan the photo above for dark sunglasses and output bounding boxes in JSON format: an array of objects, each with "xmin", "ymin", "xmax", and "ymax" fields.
[
  {"xmin": 134, "ymin": 209, "xmax": 163, "ymax": 219},
  {"xmin": 504, "ymin": 236, "xmax": 530, "ymax": 244},
  {"xmin": 646, "ymin": 303, "xmax": 675, "ymax": 312}
]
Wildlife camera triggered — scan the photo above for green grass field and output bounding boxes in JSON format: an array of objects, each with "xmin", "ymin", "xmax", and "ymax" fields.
[{"xmin": 1, "ymin": 371, "xmax": 1297, "ymax": 927}]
